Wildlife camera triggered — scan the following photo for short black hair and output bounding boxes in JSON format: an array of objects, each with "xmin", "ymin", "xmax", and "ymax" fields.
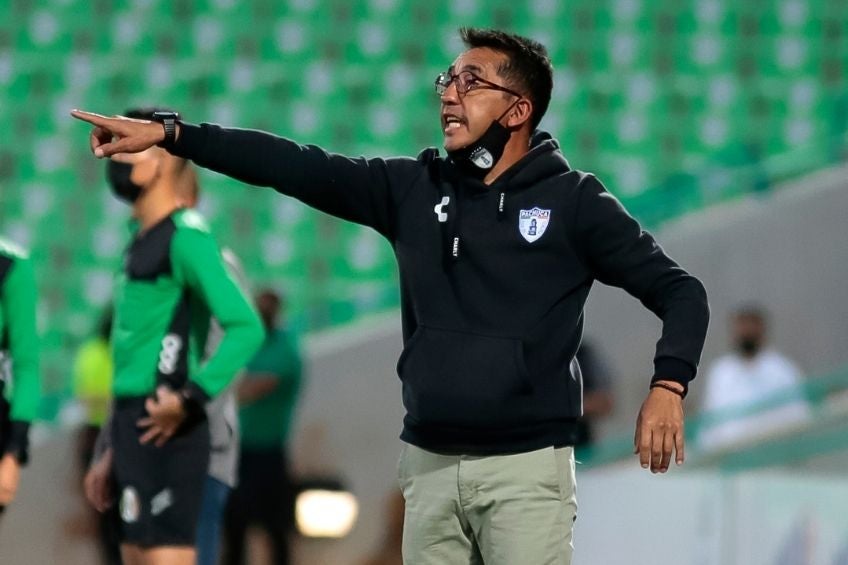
[{"xmin": 459, "ymin": 27, "xmax": 553, "ymax": 131}]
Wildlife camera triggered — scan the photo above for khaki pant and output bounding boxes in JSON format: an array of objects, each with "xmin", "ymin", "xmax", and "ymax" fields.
[{"xmin": 397, "ymin": 444, "xmax": 577, "ymax": 565}]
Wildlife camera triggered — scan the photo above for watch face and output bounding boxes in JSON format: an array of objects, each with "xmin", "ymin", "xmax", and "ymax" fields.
[{"xmin": 152, "ymin": 111, "xmax": 179, "ymax": 123}]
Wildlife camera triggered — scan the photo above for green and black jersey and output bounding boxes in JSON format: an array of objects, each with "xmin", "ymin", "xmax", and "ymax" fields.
[
  {"xmin": 0, "ymin": 238, "xmax": 40, "ymax": 462},
  {"xmin": 112, "ymin": 208, "xmax": 263, "ymax": 403}
]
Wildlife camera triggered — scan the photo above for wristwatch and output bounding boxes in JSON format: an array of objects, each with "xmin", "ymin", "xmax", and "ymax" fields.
[{"xmin": 152, "ymin": 111, "xmax": 180, "ymax": 148}]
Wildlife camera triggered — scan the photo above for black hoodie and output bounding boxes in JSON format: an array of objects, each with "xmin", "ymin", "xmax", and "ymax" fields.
[{"xmin": 170, "ymin": 125, "xmax": 710, "ymax": 454}]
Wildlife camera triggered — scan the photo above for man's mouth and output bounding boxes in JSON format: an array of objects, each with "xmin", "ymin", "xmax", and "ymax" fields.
[{"xmin": 443, "ymin": 115, "xmax": 465, "ymax": 133}]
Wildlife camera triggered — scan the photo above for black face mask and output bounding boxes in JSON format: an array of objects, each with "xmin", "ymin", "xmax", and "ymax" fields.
[
  {"xmin": 107, "ymin": 160, "xmax": 143, "ymax": 203},
  {"xmin": 447, "ymin": 101, "xmax": 518, "ymax": 177},
  {"xmin": 736, "ymin": 337, "xmax": 761, "ymax": 356}
]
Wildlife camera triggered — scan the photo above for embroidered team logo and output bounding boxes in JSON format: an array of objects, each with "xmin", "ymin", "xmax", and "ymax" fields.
[
  {"xmin": 120, "ymin": 486, "xmax": 141, "ymax": 523},
  {"xmin": 518, "ymin": 208, "xmax": 551, "ymax": 243}
]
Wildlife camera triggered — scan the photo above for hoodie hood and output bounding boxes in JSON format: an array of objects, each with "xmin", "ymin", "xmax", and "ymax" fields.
[
  {"xmin": 497, "ymin": 130, "xmax": 571, "ymax": 189},
  {"xmin": 426, "ymin": 130, "xmax": 571, "ymax": 265}
]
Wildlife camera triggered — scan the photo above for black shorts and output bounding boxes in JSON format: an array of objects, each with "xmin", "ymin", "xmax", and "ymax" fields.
[{"xmin": 112, "ymin": 396, "xmax": 210, "ymax": 547}]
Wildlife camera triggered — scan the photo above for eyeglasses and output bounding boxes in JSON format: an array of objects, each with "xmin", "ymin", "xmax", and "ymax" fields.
[{"xmin": 434, "ymin": 70, "xmax": 522, "ymax": 98}]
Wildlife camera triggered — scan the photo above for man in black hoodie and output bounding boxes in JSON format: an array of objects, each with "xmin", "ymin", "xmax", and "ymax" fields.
[{"xmin": 72, "ymin": 27, "xmax": 709, "ymax": 565}]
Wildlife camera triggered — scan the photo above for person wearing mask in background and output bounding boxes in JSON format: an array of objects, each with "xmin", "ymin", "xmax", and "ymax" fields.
[
  {"xmin": 79, "ymin": 108, "xmax": 263, "ymax": 565},
  {"xmin": 0, "ymin": 238, "xmax": 40, "ymax": 516},
  {"xmin": 223, "ymin": 289, "xmax": 303, "ymax": 565},
  {"xmin": 699, "ymin": 305, "xmax": 810, "ymax": 450},
  {"xmin": 72, "ymin": 307, "xmax": 120, "ymax": 564}
]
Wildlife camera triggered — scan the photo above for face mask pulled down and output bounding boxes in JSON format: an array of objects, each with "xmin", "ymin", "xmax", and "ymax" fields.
[{"xmin": 447, "ymin": 101, "xmax": 517, "ymax": 177}]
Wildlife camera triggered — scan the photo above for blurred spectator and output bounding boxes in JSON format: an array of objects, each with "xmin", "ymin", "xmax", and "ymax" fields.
[
  {"xmin": 359, "ymin": 489, "xmax": 404, "ymax": 565},
  {"xmin": 573, "ymin": 340, "xmax": 615, "ymax": 459},
  {"xmin": 71, "ymin": 307, "xmax": 121, "ymax": 565},
  {"xmin": 699, "ymin": 305, "xmax": 811, "ymax": 450},
  {"xmin": 223, "ymin": 289, "xmax": 304, "ymax": 565}
]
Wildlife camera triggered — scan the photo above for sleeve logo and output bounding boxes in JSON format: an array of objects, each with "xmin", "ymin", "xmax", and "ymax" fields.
[{"xmin": 158, "ymin": 334, "xmax": 183, "ymax": 375}]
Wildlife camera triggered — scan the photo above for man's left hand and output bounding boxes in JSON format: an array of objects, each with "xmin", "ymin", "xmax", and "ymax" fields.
[
  {"xmin": 137, "ymin": 386, "xmax": 186, "ymax": 447},
  {"xmin": 633, "ymin": 381, "xmax": 685, "ymax": 473}
]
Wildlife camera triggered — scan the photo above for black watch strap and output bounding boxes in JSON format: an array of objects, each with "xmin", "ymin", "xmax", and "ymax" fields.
[{"xmin": 152, "ymin": 111, "xmax": 180, "ymax": 149}]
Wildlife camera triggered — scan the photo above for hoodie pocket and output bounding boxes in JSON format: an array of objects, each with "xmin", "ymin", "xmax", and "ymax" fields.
[{"xmin": 398, "ymin": 326, "xmax": 533, "ymax": 428}]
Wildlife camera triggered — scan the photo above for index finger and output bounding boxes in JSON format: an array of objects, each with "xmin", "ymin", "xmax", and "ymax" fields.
[{"xmin": 70, "ymin": 109, "xmax": 115, "ymax": 128}]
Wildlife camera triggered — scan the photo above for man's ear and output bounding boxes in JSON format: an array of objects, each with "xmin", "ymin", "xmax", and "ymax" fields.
[{"xmin": 507, "ymin": 98, "xmax": 534, "ymax": 129}]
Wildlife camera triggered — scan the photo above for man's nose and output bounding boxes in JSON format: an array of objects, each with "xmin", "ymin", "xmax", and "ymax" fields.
[{"xmin": 440, "ymin": 80, "xmax": 460, "ymax": 104}]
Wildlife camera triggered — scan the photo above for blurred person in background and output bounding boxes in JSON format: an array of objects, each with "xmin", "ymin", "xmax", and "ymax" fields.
[
  {"xmin": 72, "ymin": 307, "xmax": 121, "ymax": 564},
  {"xmin": 85, "ymin": 107, "xmax": 257, "ymax": 565},
  {"xmin": 72, "ymin": 26, "xmax": 710, "ymax": 564},
  {"xmin": 79, "ymin": 107, "xmax": 263, "ymax": 565},
  {"xmin": 222, "ymin": 288, "xmax": 303, "ymax": 565},
  {"xmin": 0, "ymin": 238, "xmax": 40, "ymax": 516},
  {"xmin": 572, "ymin": 340, "xmax": 615, "ymax": 460},
  {"xmin": 699, "ymin": 305, "xmax": 811, "ymax": 450}
]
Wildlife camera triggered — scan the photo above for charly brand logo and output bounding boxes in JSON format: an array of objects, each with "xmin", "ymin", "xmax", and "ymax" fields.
[
  {"xmin": 470, "ymin": 147, "xmax": 494, "ymax": 169},
  {"xmin": 434, "ymin": 196, "xmax": 450, "ymax": 223},
  {"xmin": 120, "ymin": 486, "xmax": 141, "ymax": 523},
  {"xmin": 518, "ymin": 207, "xmax": 551, "ymax": 243}
]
